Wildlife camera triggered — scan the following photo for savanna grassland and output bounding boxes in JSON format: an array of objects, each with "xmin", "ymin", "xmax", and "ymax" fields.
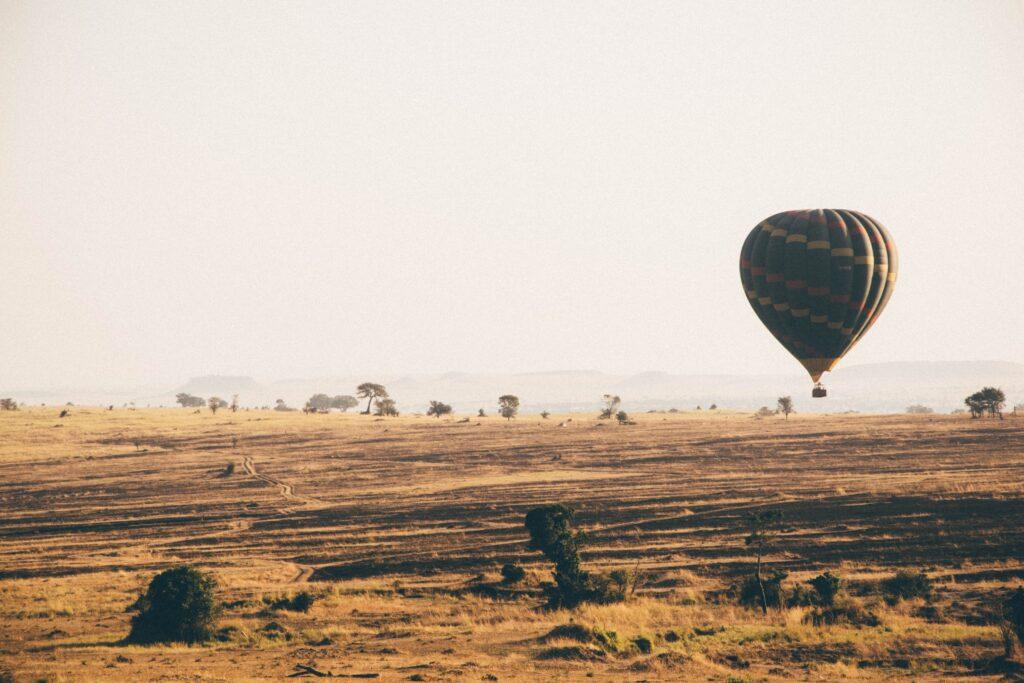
[{"xmin": 1, "ymin": 407, "xmax": 1023, "ymax": 681}]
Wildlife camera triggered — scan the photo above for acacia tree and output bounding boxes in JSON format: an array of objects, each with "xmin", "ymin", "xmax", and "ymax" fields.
[
  {"xmin": 426, "ymin": 401, "xmax": 453, "ymax": 418},
  {"xmin": 357, "ymin": 383, "xmax": 388, "ymax": 414},
  {"xmin": 598, "ymin": 394, "xmax": 621, "ymax": 419},
  {"xmin": 176, "ymin": 393, "xmax": 204, "ymax": 408},
  {"xmin": 331, "ymin": 395, "xmax": 359, "ymax": 412},
  {"xmin": 498, "ymin": 395, "xmax": 519, "ymax": 421},
  {"xmin": 744, "ymin": 509, "xmax": 783, "ymax": 614},
  {"xmin": 229, "ymin": 395, "xmax": 239, "ymax": 413},
  {"xmin": 374, "ymin": 398, "xmax": 398, "ymax": 417},
  {"xmin": 777, "ymin": 396, "xmax": 794, "ymax": 419},
  {"xmin": 208, "ymin": 396, "xmax": 227, "ymax": 414},
  {"xmin": 965, "ymin": 387, "xmax": 1006, "ymax": 419}
]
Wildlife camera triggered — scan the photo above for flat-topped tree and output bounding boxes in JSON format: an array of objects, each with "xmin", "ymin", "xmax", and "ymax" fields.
[{"xmin": 357, "ymin": 383, "xmax": 387, "ymax": 415}]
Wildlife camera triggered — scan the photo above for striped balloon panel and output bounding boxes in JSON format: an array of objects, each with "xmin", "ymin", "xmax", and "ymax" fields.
[{"xmin": 739, "ymin": 209, "xmax": 898, "ymax": 382}]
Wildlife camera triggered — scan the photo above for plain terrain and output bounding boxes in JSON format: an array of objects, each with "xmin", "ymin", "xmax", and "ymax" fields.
[{"xmin": 1, "ymin": 407, "xmax": 1023, "ymax": 681}]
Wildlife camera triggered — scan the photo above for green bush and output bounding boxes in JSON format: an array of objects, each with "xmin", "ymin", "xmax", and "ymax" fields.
[
  {"xmin": 881, "ymin": 570, "xmax": 933, "ymax": 604},
  {"xmin": 501, "ymin": 563, "xmax": 526, "ymax": 584},
  {"xmin": 807, "ymin": 595, "xmax": 880, "ymax": 627},
  {"xmin": 738, "ymin": 570, "xmax": 787, "ymax": 609},
  {"xmin": 127, "ymin": 566, "xmax": 220, "ymax": 644}
]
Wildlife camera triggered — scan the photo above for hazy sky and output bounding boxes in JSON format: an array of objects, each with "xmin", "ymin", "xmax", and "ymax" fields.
[{"xmin": 2, "ymin": 1, "xmax": 1023, "ymax": 389}]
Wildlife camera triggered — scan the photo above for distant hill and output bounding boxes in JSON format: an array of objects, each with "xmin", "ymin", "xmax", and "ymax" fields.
[{"xmin": 5, "ymin": 362, "xmax": 1022, "ymax": 415}]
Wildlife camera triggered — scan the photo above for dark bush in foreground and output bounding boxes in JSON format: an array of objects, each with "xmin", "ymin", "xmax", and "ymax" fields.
[
  {"xmin": 738, "ymin": 570, "xmax": 787, "ymax": 609},
  {"xmin": 264, "ymin": 590, "xmax": 316, "ymax": 613},
  {"xmin": 501, "ymin": 563, "xmax": 526, "ymax": 584},
  {"xmin": 127, "ymin": 566, "xmax": 220, "ymax": 644},
  {"xmin": 882, "ymin": 570, "xmax": 933, "ymax": 604},
  {"xmin": 809, "ymin": 572, "xmax": 842, "ymax": 607},
  {"xmin": 524, "ymin": 504, "xmax": 629, "ymax": 608}
]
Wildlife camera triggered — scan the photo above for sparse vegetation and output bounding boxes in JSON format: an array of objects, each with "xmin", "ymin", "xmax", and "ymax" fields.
[
  {"xmin": 208, "ymin": 396, "xmax": 227, "ymax": 414},
  {"xmin": 273, "ymin": 398, "xmax": 293, "ymax": 411},
  {"xmin": 808, "ymin": 571, "xmax": 842, "ymax": 606},
  {"xmin": 264, "ymin": 590, "xmax": 315, "ymax": 613},
  {"xmin": 230, "ymin": 394, "xmax": 240, "ymax": 412},
  {"xmin": 498, "ymin": 394, "xmax": 519, "ymax": 421},
  {"xmin": 127, "ymin": 566, "xmax": 220, "ymax": 644},
  {"xmin": 540, "ymin": 411, "xmax": 550, "ymax": 419},
  {"xmin": 906, "ymin": 404, "xmax": 934, "ymax": 414},
  {"xmin": 754, "ymin": 406, "xmax": 775, "ymax": 418},
  {"xmin": 0, "ymin": 398, "xmax": 17, "ymax": 411}
]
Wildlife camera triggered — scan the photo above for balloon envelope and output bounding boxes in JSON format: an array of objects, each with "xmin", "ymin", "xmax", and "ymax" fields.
[{"xmin": 739, "ymin": 209, "xmax": 897, "ymax": 383}]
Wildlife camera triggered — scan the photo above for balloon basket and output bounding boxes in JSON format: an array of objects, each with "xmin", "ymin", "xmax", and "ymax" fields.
[{"xmin": 812, "ymin": 384, "xmax": 827, "ymax": 398}]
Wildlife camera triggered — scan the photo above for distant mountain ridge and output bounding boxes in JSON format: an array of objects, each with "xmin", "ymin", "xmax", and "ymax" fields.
[{"xmin": 4, "ymin": 361, "xmax": 1022, "ymax": 414}]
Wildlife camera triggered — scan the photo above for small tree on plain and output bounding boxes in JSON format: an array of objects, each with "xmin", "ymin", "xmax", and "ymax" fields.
[
  {"xmin": 478, "ymin": 408, "xmax": 486, "ymax": 417},
  {"xmin": 755, "ymin": 406, "xmax": 776, "ymax": 419},
  {"xmin": 777, "ymin": 396, "xmax": 794, "ymax": 419},
  {"xmin": 498, "ymin": 395, "xmax": 519, "ymax": 421},
  {"xmin": 906, "ymin": 404, "xmax": 933, "ymax": 414},
  {"xmin": 331, "ymin": 395, "xmax": 359, "ymax": 412},
  {"xmin": 357, "ymin": 383, "xmax": 388, "ymax": 414},
  {"xmin": 127, "ymin": 566, "xmax": 221, "ymax": 644},
  {"xmin": 426, "ymin": 401, "xmax": 453, "ymax": 418},
  {"xmin": 273, "ymin": 399, "xmax": 292, "ymax": 412},
  {"xmin": 0, "ymin": 398, "xmax": 18, "ymax": 411},
  {"xmin": 229, "ymin": 395, "xmax": 239, "ymax": 412},
  {"xmin": 374, "ymin": 398, "xmax": 398, "ymax": 417},
  {"xmin": 598, "ymin": 394, "xmax": 621, "ymax": 419},
  {"xmin": 208, "ymin": 396, "xmax": 227, "ymax": 414},
  {"xmin": 744, "ymin": 509, "xmax": 783, "ymax": 614},
  {"xmin": 540, "ymin": 411, "xmax": 550, "ymax": 419}
]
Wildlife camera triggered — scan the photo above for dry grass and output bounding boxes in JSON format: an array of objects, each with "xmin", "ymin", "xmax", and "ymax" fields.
[{"xmin": 1, "ymin": 407, "xmax": 1023, "ymax": 680}]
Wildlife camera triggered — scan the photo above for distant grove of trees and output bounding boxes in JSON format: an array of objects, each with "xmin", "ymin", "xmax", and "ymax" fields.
[
  {"xmin": 427, "ymin": 401, "xmax": 452, "ymax": 418},
  {"xmin": 374, "ymin": 398, "xmax": 398, "ymax": 417},
  {"xmin": 965, "ymin": 387, "xmax": 1006, "ymax": 419},
  {"xmin": 906, "ymin": 404, "xmax": 933, "ymax": 414},
  {"xmin": 0, "ymin": 398, "xmax": 18, "ymax": 411}
]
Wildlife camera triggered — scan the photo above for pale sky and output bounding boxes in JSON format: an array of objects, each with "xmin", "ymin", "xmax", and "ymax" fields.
[{"xmin": 2, "ymin": 1, "xmax": 1023, "ymax": 389}]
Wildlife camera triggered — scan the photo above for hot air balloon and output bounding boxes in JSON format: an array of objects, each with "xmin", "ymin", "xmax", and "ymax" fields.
[{"xmin": 739, "ymin": 209, "xmax": 897, "ymax": 397}]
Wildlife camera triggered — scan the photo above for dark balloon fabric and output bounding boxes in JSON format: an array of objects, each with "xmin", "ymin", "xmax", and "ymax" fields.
[{"xmin": 739, "ymin": 209, "xmax": 897, "ymax": 382}]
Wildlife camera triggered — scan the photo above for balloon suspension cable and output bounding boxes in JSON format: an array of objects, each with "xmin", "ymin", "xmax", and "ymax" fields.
[{"xmin": 812, "ymin": 382, "xmax": 827, "ymax": 399}]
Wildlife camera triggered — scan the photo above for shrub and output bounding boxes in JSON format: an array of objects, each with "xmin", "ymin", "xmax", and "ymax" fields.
[
  {"xmin": 738, "ymin": 570, "xmax": 787, "ymax": 609},
  {"xmin": 524, "ymin": 505, "xmax": 627, "ymax": 608},
  {"xmin": 264, "ymin": 591, "xmax": 316, "ymax": 613},
  {"xmin": 906, "ymin": 404, "xmax": 933, "ymax": 414},
  {"xmin": 632, "ymin": 634, "xmax": 653, "ymax": 654},
  {"xmin": 807, "ymin": 595, "xmax": 880, "ymax": 627},
  {"xmin": 809, "ymin": 572, "xmax": 842, "ymax": 607},
  {"xmin": 500, "ymin": 563, "xmax": 526, "ymax": 584},
  {"xmin": 127, "ymin": 566, "xmax": 220, "ymax": 644},
  {"xmin": 882, "ymin": 570, "xmax": 933, "ymax": 604}
]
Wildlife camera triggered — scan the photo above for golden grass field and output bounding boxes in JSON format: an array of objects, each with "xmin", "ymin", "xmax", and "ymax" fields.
[{"xmin": 1, "ymin": 407, "xmax": 1023, "ymax": 681}]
